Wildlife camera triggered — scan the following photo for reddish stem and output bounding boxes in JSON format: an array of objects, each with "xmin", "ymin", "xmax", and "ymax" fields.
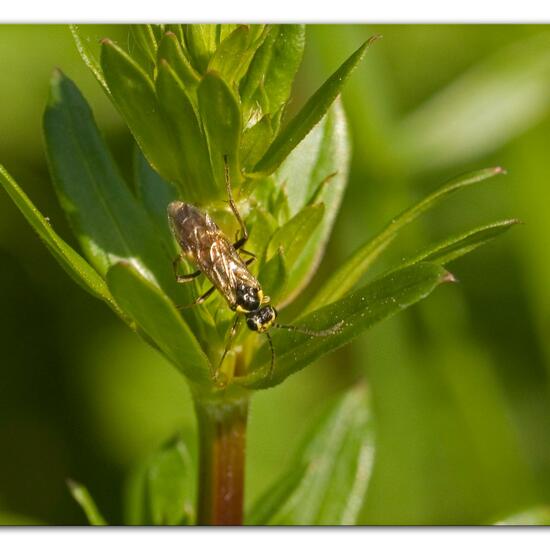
[{"xmin": 194, "ymin": 395, "xmax": 249, "ymax": 525}]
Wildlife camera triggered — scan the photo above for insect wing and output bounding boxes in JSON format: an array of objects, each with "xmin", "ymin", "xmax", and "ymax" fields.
[{"xmin": 168, "ymin": 201, "xmax": 259, "ymax": 309}]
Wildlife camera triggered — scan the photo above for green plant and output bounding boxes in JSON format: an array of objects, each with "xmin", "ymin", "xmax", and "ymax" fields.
[{"xmin": 0, "ymin": 24, "xmax": 516, "ymax": 525}]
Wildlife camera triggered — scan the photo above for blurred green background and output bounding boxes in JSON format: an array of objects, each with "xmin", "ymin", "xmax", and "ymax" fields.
[{"xmin": 1, "ymin": 24, "xmax": 550, "ymax": 525}]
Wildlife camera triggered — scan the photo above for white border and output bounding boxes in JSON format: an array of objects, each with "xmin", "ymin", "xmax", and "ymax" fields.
[
  {"xmin": 1, "ymin": 0, "xmax": 550, "ymax": 23},
  {"xmin": 1, "ymin": 528, "xmax": 550, "ymax": 550}
]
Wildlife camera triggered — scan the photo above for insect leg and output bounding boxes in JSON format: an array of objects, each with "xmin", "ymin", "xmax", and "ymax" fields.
[
  {"xmin": 238, "ymin": 247, "xmax": 256, "ymax": 259},
  {"xmin": 177, "ymin": 285, "xmax": 216, "ymax": 309},
  {"xmin": 172, "ymin": 253, "xmax": 202, "ymax": 283},
  {"xmin": 224, "ymin": 154, "xmax": 249, "ymax": 247},
  {"xmin": 216, "ymin": 314, "xmax": 242, "ymax": 381}
]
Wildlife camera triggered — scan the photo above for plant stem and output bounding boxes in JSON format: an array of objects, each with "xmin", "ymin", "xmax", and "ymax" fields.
[{"xmin": 194, "ymin": 393, "xmax": 249, "ymax": 525}]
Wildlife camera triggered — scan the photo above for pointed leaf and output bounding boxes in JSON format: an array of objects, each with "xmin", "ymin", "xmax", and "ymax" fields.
[
  {"xmin": 107, "ymin": 262, "xmax": 211, "ymax": 384},
  {"xmin": 157, "ymin": 32, "xmax": 200, "ymax": 93},
  {"xmin": 247, "ymin": 386, "xmax": 374, "ymax": 525},
  {"xmin": 241, "ymin": 115, "xmax": 274, "ymax": 170},
  {"xmin": 69, "ymin": 24, "xmax": 110, "ymax": 94},
  {"xmin": 100, "ymin": 39, "xmax": 180, "ymax": 184},
  {"xmin": 238, "ymin": 263, "xmax": 453, "ymax": 389},
  {"xmin": 308, "ymin": 167, "xmax": 506, "ymax": 312},
  {"xmin": 156, "ymin": 60, "xmax": 216, "ymax": 202},
  {"xmin": 267, "ymin": 203, "xmax": 325, "ymax": 271},
  {"xmin": 43, "ymin": 71, "xmax": 175, "ymax": 293},
  {"xmin": 198, "ymin": 71, "xmax": 243, "ymax": 192},
  {"xmin": 130, "ymin": 24, "xmax": 158, "ymax": 66},
  {"xmin": 67, "ymin": 480, "xmax": 107, "ymax": 526},
  {"xmin": 0, "ymin": 165, "xmax": 115, "ymax": 308},
  {"xmin": 245, "ymin": 206, "xmax": 278, "ymax": 263},
  {"xmin": 184, "ymin": 24, "xmax": 218, "ymax": 72},
  {"xmin": 276, "ymin": 99, "xmax": 350, "ymax": 302},
  {"xmin": 397, "ymin": 219, "xmax": 519, "ymax": 271},
  {"xmin": 208, "ymin": 25, "xmax": 258, "ymax": 84},
  {"xmin": 125, "ymin": 436, "xmax": 194, "ymax": 526},
  {"xmin": 241, "ymin": 25, "xmax": 305, "ymax": 118},
  {"xmin": 147, "ymin": 437, "xmax": 194, "ymax": 525},
  {"xmin": 254, "ymin": 35, "xmax": 379, "ymax": 175}
]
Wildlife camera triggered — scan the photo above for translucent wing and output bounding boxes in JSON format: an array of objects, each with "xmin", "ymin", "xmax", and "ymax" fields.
[{"xmin": 168, "ymin": 201, "xmax": 259, "ymax": 309}]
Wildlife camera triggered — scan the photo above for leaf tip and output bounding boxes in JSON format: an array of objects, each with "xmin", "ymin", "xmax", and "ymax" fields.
[
  {"xmin": 100, "ymin": 37, "xmax": 113, "ymax": 46},
  {"xmin": 440, "ymin": 270, "xmax": 459, "ymax": 284},
  {"xmin": 492, "ymin": 166, "xmax": 507, "ymax": 176},
  {"xmin": 367, "ymin": 34, "xmax": 383, "ymax": 46},
  {"xmin": 66, "ymin": 478, "xmax": 81, "ymax": 497},
  {"xmin": 48, "ymin": 68, "xmax": 67, "ymax": 106}
]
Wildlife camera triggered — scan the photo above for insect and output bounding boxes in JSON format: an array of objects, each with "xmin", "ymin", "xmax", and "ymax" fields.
[{"xmin": 168, "ymin": 157, "xmax": 341, "ymax": 381}]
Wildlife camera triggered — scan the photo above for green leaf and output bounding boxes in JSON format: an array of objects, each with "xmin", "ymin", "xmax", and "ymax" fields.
[
  {"xmin": 156, "ymin": 60, "xmax": 217, "ymax": 202},
  {"xmin": 240, "ymin": 115, "xmax": 274, "ymax": 171},
  {"xmin": 241, "ymin": 25, "xmax": 305, "ymax": 118},
  {"xmin": 198, "ymin": 71, "xmax": 243, "ymax": 192},
  {"xmin": 148, "ymin": 438, "xmax": 194, "ymax": 525},
  {"xmin": 130, "ymin": 24, "xmax": 158, "ymax": 66},
  {"xmin": 245, "ymin": 205, "xmax": 278, "ymax": 263},
  {"xmin": 125, "ymin": 436, "xmax": 195, "ymax": 526},
  {"xmin": 69, "ymin": 24, "xmax": 110, "ymax": 94},
  {"xmin": 0, "ymin": 165, "xmax": 115, "ymax": 308},
  {"xmin": 106, "ymin": 262, "xmax": 211, "ymax": 384},
  {"xmin": 258, "ymin": 249, "xmax": 288, "ymax": 305},
  {"xmin": 398, "ymin": 33, "xmax": 550, "ymax": 172},
  {"xmin": 276, "ymin": 99, "xmax": 350, "ymax": 302},
  {"xmin": 238, "ymin": 263, "xmax": 453, "ymax": 389},
  {"xmin": 100, "ymin": 39, "xmax": 181, "ymax": 184},
  {"xmin": 208, "ymin": 25, "xmax": 258, "ymax": 84},
  {"xmin": 157, "ymin": 31, "xmax": 201, "ymax": 93},
  {"xmin": 254, "ymin": 35, "xmax": 379, "ymax": 175},
  {"xmin": 183, "ymin": 24, "xmax": 218, "ymax": 72},
  {"xmin": 43, "ymin": 71, "xmax": 176, "ymax": 294},
  {"xmin": 308, "ymin": 167, "xmax": 506, "ymax": 312},
  {"xmin": 496, "ymin": 506, "xmax": 550, "ymax": 525},
  {"xmin": 247, "ymin": 386, "xmax": 374, "ymax": 525},
  {"xmin": 267, "ymin": 204, "xmax": 325, "ymax": 271},
  {"xmin": 396, "ymin": 219, "xmax": 519, "ymax": 270},
  {"xmin": 133, "ymin": 147, "xmax": 178, "ymax": 254},
  {"xmin": 67, "ymin": 479, "xmax": 107, "ymax": 526}
]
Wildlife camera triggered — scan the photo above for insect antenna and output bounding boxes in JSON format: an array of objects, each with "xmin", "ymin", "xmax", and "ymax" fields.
[
  {"xmin": 274, "ymin": 321, "xmax": 344, "ymax": 337},
  {"xmin": 265, "ymin": 331, "xmax": 275, "ymax": 378}
]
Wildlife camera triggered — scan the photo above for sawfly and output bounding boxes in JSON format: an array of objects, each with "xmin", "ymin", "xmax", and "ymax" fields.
[{"xmin": 168, "ymin": 157, "xmax": 341, "ymax": 381}]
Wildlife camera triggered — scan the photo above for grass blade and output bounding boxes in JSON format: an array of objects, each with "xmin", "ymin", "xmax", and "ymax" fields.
[
  {"xmin": 247, "ymin": 386, "xmax": 373, "ymax": 525},
  {"xmin": 397, "ymin": 219, "xmax": 520, "ymax": 270},
  {"xmin": 67, "ymin": 480, "xmax": 107, "ymax": 526},
  {"xmin": 308, "ymin": 166, "xmax": 505, "ymax": 312},
  {"xmin": 254, "ymin": 35, "xmax": 379, "ymax": 175},
  {"xmin": 238, "ymin": 262, "xmax": 453, "ymax": 390}
]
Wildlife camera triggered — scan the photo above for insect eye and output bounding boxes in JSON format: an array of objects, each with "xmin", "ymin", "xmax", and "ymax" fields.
[{"xmin": 246, "ymin": 317, "xmax": 258, "ymax": 331}]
